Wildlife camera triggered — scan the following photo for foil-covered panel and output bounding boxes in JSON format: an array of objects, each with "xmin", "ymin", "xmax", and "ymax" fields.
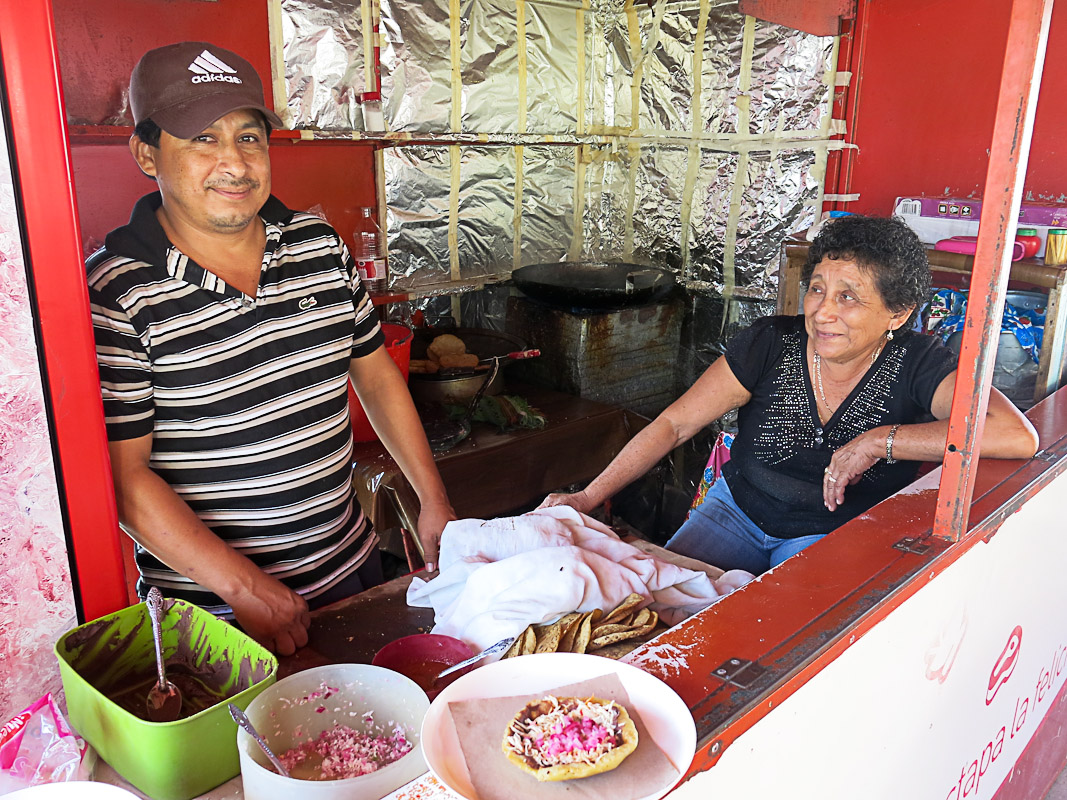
[
  {"xmin": 638, "ymin": 4, "xmax": 700, "ymax": 133},
  {"xmin": 700, "ymin": 5, "xmax": 746, "ymax": 135},
  {"xmin": 583, "ymin": 1, "xmax": 627, "ymax": 133},
  {"xmin": 380, "ymin": 0, "xmax": 455, "ymax": 132},
  {"xmin": 288, "ymin": 0, "xmax": 835, "ymax": 305},
  {"xmin": 747, "ymin": 20, "xmax": 834, "ymax": 135},
  {"xmin": 461, "ymin": 0, "xmax": 522, "ymax": 134},
  {"xmin": 732, "ymin": 149, "xmax": 820, "ymax": 293},
  {"xmin": 687, "ymin": 149, "xmax": 739, "ymax": 284},
  {"xmin": 615, "ymin": 1, "xmax": 748, "ymax": 137},
  {"xmin": 280, "ymin": 0, "xmax": 367, "ymax": 130},
  {"xmin": 455, "ymin": 147, "xmax": 517, "ymax": 278},
  {"xmin": 383, "ymin": 0, "xmax": 587, "ymax": 135},
  {"xmin": 521, "ymin": 3, "xmax": 583, "ymax": 133},
  {"xmin": 634, "ymin": 3, "xmax": 832, "ymax": 138},
  {"xmin": 385, "ymin": 144, "xmax": 579, "ymax": 289},
  {"xmin": 599, "ymin": 4, "xmax": 636, "ymax": 133},
  {"xmin": 384, "ymin": 146, "xmax": 453, "ymax": 288},
  {"xmin": 630, "ymin": 145, "xmax": 690, "ymax": 271},
  {"xmin": 577, "ymin": 145, "xmax": 632, "ymax": 262},
  {"xmin": 519, "ymin": 146, "xmax": 578, "ymax": 267},
  {"xmin": 684, "ymin": 148, "xmax": 818, "ymax": 295}
]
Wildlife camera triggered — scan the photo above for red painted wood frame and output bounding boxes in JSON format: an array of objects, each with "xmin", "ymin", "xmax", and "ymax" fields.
[
  {"xmin": 739, "ymin": 0, "xmax": 856, "ymax": 37},
  {"xmin": 0, "ymin": 0, "xmax": 127, "ymax": 620},
  {"xmin": 933, "ymin": 0, "xmax": 1054, "ymax": 541}
]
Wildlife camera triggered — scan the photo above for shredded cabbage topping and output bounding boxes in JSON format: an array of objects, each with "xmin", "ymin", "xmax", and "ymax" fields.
[
  {"xmin": 279, "ymin": 723, "xmax": 412, "ymax": 780},
  {"xmin": 505, "ymin": 696, "xmax": 620, "ymax": 768}
]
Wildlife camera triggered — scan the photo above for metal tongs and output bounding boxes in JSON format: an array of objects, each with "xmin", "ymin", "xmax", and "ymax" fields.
[{"xmin": 437, "ymin": 348, "xmax": 541, "ymax": 376}]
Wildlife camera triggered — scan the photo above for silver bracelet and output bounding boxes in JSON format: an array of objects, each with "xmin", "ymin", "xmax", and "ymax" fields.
[{"xmin": 885, "ymin": 424, "xmax": 901, "ymax": 464}]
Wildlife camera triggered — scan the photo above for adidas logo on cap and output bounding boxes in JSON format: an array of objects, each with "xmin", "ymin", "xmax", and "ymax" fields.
[
  {"xmin": 131, "ymin": 41, "xmax": 282, "ymax": 139},
  {"xmin": 187, "ymin": 50, "xmax": 243, "ymax": 85}
]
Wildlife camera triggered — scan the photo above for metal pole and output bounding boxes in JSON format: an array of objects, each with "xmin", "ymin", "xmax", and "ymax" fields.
[{"xmin": 932, "ymin": 0, "xmax": 1054, "ymax": 541}]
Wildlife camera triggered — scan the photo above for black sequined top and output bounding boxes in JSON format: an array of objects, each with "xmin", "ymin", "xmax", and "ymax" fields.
[{"xmin": 721, "ymin": 315, "xmax": 957, "ymax": 538}]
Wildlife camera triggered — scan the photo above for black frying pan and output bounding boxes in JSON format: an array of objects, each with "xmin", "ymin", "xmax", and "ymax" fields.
[{"xmin": 511, "ymin": 261, "xmax": 676, "ymax": 309}]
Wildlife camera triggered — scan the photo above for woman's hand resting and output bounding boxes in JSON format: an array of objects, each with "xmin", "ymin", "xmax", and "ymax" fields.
[
  {"xmin": 822, "ymin": 426, "xmax": 888, "ymax": 511},
  {"xmin": 537, "ymin": 488, "xmax": 596, "ymax": 514}
]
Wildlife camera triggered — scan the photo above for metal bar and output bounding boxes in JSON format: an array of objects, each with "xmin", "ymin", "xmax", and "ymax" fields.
[
  {"xmin": 932, "ymin": 0, "xmax": 1053, "ymax": 542},
  {"xmin": 0, "ymin": 0, "xmax": 128, "ymax": 619}
]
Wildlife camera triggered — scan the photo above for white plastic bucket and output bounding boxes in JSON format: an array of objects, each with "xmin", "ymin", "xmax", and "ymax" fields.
[{"xmin": 237, "ymin": 664, "xmax": 429, "ymax": 800}]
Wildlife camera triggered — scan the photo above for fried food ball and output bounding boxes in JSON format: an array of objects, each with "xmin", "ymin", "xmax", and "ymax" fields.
[
  {"xmin": 408, "ymin": 359, "xmax": 440, "ymax": 374},
  {"xmin": 427, "ymin": 334, "xmax": 467, "ymax": 363}
]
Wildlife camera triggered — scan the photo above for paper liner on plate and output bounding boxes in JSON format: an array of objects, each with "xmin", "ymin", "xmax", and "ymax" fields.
[{"xmin": 448, "ymin": 674, "xmax": 680, "ymax": 800}]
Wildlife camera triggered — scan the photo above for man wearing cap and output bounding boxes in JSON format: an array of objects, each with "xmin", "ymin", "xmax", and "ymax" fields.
[{"xmin": 87, "ymin": 42, "xmax": 455, "ymax": 655}]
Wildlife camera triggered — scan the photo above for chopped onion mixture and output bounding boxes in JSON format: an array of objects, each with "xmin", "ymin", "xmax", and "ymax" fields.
[
  {"xmin": 506, "ymin": 696, "xmax": 620, "ymax": 768},
  {"xmin": 279, "ymin": 723, "xmax": 412, "ymax": 780}
]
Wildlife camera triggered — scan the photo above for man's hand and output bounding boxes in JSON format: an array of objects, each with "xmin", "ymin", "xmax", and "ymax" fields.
[
  {"xmin": 108, "ymin": 435, "xmax": 312, "ymax": 656},
  {"xmin": 416, "ymin": 498, "xmax": 457, "ymax": 572},
  {"xmin": 228, "ymin": 574, "xmax": 311, "ymax": 656}
]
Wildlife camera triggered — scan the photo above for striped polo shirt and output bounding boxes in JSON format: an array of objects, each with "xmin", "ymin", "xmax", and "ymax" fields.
[{"xmin": 87, "ymin": 192, "xmax": 384, "ymax": 614}]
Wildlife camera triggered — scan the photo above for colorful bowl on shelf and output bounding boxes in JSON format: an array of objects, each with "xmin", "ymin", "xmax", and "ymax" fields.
[{"xmin": 371, "ymin": 633, "xmax": 476, "ymax": 700}]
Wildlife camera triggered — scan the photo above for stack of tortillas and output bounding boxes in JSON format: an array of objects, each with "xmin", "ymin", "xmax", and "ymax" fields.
[{"xmin": 502, "ymin": 593, "xmax": 659, "ymax": 658}]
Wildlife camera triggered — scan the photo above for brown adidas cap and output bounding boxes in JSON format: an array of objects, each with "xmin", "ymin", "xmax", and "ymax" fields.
[{"xmin": 130, "ymin": 42, "xmax": 284, "ymax": 140}]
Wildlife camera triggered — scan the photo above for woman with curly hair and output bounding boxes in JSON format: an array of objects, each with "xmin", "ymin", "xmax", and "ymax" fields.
[{"xmin": 542, "ymin": 214, "xmax": 1039, "ymax": 574}]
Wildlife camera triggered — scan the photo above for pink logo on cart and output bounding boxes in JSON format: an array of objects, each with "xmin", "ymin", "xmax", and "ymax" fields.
[{"xmin": 987, "ymin": 625, "xmax": 1023, "ymax": 705}]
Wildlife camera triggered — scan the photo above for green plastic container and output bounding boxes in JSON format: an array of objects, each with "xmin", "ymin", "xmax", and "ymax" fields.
[{"xmin": 55, "ymin": 598, "xmax": 277, "ymax": 800}]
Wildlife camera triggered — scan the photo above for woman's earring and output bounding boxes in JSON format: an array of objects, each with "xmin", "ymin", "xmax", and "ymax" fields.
[{"xmin": 886, "ymin": 329, "xmax": 894, "ymax": 341}]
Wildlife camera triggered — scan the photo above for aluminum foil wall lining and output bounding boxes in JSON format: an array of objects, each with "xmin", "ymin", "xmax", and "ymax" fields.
[
  {"xmin": 384, "ymin": 144, "xmax": 577, "ymax": 289},
  {"xmin": 279, "ymin": 0, "xmax": 368, "ymax": 130},
  {"xmin": 379, "ymin": 0, "xmax": 454, "ymax": 132},
  {"xmin": 383, "ymin": 139, "xmax": 818, "ymax": 300},
  {"xmin": 277, "ymin": 0, "xmax": 835, "ymax": 304}
]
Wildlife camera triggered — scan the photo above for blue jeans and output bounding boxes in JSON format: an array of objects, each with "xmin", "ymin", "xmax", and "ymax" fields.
[{"xmin": 665, "ymin": 478, "xmax": 824, "ymax": 575}]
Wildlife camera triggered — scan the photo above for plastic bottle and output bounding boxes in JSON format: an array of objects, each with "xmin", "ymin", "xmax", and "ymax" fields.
[
  {"xmin": 353, "ymin": 207, "xmax": 387, "ymax": 294},
  {"xmin": 1015, "ymin": 227, "xmax": 1042, "ymax": 259}
]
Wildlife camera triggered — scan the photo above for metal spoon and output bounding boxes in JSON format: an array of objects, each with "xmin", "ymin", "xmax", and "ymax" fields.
[
  {"xmin": 145, "ymin": 587, "xmax": 183, "ymax": 722},
  {"xmin": 229, "ymin": 703, "xmax": 291, "ymax": 778},
  {"xmin": 435, "ymin": 635, "xmax": 517, "ymax": 682}
]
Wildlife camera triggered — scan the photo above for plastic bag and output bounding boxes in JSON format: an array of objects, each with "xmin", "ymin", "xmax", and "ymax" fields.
[{"xmin": 0, "ymin": 694, "xmax": 89, "ymax": 794}]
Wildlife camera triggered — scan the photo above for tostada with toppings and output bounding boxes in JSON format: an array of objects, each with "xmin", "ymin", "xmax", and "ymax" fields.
[{"xmin": 501, "ymin": 695, "xmax": 639, "ymax": 781}]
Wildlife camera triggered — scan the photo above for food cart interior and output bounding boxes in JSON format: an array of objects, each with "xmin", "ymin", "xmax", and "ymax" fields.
[{"xmin": 3, "ymin": 0, "xmax": 1067, "ymax": 798}]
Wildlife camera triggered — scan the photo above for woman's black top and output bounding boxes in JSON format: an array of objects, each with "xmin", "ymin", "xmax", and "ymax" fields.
[{"xmin": 721, "ymin": 315, "xmax": 957, "ymax": 538}]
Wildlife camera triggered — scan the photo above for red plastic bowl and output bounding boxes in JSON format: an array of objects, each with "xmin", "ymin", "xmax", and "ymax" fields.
[{"xmin": 371, "ymin": 634, "xmax": 475, "ymax": 700}]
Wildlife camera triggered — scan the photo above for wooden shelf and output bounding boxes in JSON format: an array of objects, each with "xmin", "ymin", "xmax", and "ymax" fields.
[{"xmin": 67, "ymin": 125, "xmax": 369, "ymax": 145}]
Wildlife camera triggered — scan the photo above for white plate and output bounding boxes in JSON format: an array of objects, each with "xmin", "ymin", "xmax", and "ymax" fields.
[
  {"xmin": 420, "ymin": 652, "xmax": 696, "ymax": 800},
  {"xmin": 3, "ymin": 783, "xmax": 139, "ymax": 800}
]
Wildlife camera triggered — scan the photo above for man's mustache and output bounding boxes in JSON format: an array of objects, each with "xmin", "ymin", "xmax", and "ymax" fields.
[{"xmin": 206, "ymin": 180, "xmax": 260, "ymax": 191}]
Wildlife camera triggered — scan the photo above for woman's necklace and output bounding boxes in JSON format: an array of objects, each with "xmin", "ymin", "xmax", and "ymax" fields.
[{"xmin": 813, "ymin": 342, "xmax": 884, "ymax": 417}]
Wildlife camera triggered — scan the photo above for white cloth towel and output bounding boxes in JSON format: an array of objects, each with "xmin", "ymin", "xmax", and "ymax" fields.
[{"xmin": 406, "ymin": 506, "xmax": 754, "ymax": 652}]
